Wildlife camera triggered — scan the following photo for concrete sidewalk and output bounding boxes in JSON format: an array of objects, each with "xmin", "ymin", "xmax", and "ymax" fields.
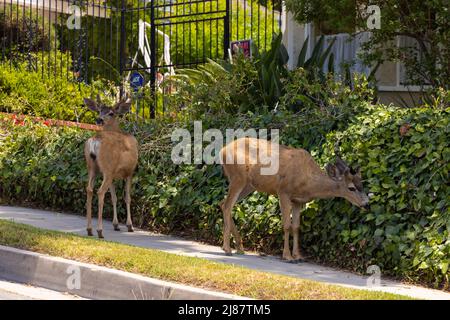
[{"xmin": 1, "ymin": 205, "xmax": 449, "ymax": 300}]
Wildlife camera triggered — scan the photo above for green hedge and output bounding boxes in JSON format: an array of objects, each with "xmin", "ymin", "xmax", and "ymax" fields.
[
  {"xmin": 0, "ymin": 56, "xmax": 101, "ymax": 123},
  {"xmin": 0, "ymin": 104, "xmax": 448, "ymax": 288},
  {"xmin": 303, "ymin": 106, "xmax": 449, "ymax": 288}
]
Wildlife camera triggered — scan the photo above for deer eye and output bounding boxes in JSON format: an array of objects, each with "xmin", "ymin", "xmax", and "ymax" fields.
[{"xmin": 348, "ymin": 187, "xmax": 356, "ymax": 192}]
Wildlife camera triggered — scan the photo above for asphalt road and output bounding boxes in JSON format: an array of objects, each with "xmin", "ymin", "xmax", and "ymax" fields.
[{"xmin": 0, "ymin": 279, "xmax": 85, "ymax": 300}]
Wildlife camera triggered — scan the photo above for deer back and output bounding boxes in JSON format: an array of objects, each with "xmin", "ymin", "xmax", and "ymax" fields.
[{"xmin": 221, "ymin": 138, "xmax": 322, "ymax": 196}]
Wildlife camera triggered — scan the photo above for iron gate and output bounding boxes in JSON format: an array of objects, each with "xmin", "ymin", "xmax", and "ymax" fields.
[
  {"xmin": 0, "ymin": 0, "xmax": 282, "ymax": 118},
  {"xmin": 121, "ymin": 0, "xmax": 231, "ymax": 118}
]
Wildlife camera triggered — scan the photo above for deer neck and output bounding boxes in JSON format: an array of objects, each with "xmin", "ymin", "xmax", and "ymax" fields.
[{"xmin": 102, "ymin": 118, "xmax": 121, "ymax": 132}]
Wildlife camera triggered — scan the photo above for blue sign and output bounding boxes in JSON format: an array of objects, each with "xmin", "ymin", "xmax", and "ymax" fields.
[{"xmin": 130, "ymin": 72, "xmax": 144, "ymax": 92}]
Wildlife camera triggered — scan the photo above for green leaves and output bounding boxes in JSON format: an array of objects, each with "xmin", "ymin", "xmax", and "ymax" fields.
[
  {"xmin": 169, "ymin": 33, "xmax": 291, "ymax": 115},
  {"xmin": 297, "ymin": 35, "xmax": 336, "ymax": 76},
  {"xmin": 175, "ymin": 59, "xmax": 228, "ymax": 86},
  {"xmin": 0, "ymin": 55, "xmax": 98, "ymax": 124},
  {"xmin": 302, "ymin": 105, "xmax": 449, "ymax": 288},
  {"xmin": 253, "ymin": 33, "xmax": 289, "ymax": 107},
  {"xmin": 440, "ymin": 262, "xmax": 449, "ymax": 275}
]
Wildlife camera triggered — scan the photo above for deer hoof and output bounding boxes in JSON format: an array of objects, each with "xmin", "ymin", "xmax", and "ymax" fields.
[
  {"xmin": 222, "ymin": 247, "xmax": 232, "ymax": 256},
  {"xmin": 282, "ymin": 254, "xmax": 295, "ymax": 262},
  {"xmin": 127, "ymin": 225, "xmax": 134, "ymax": 232},
  {"xmin": 283, "ymin": 259, "xmax": 297, "ymax": 264},
  {"xmin": 86, "ymin": 228, "xmax": 93, "ymax": 237},
  {"xmin": 97, "ymin": 230, "xmax": 104, "ymax": 239},
  {"xmin": 113, "ymin": 224, "xmax": 120, "ymax": 231},
  {"xmin": 293, "ymin": 254, "xmax": 306, "ymax": 263}
]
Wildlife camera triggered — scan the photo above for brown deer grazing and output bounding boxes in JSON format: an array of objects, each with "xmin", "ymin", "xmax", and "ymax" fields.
[
  {"xmin": 83, "ymin": 96, "xmax": 139, "ymax": 238},
  {"xmin": 220, "ymin": 137, "xmax": 369, "ymax": 261}
]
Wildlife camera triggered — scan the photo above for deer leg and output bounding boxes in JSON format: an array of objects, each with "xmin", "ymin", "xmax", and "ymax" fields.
[
  {"xmin": 220, "ymin": 181, "xmax": 245, "ymax": 256},
  {"xmin": 125, "ymin": 176, "xmax": 134, "ymax": 232},
  {"xmin": 110, "ymin": 184, "xmax": 119, "ymax": 231},
  {"xmin": 230, "ymin": 222, "xmax": 244, "ymax": 254},
  {"xmin": 292, "ymin": 202, "xmax": 305, "ymax": 261},
  {"xmin": 279, "ymin": 194, "xmax": 294, "ymax": 261},
  {"xmin": 231, "ymin": 184, "xmax": 255, "ymax": 254},
  {"xmin": 97, "ymin": 176, "xmax": 113, "ymax": 239},
  {"xmin": 86, "ymin": 169, "xmax": 96, "ymax": 237}
]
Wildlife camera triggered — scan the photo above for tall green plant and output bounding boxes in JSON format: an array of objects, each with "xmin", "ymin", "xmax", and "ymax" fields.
[
  {"xmin": 252, "ymin": 33, "xmax": 289, "ymax": 106},
  {"xmin": 297, "ymin": 35, "xmax": 380, "ymax": 88},
  {"xmin": 296, "ymin": 35, "xmax": 336, "ymax": 82}
]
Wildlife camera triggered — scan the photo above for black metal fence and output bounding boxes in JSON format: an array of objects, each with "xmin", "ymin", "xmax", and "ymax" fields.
[{"xmin": 0, "ymin": 0, "xmax": 282, "ymax": 118}]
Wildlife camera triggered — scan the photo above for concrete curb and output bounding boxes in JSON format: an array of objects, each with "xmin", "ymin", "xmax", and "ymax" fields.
[{"xmin": 0, "ymin": 245, "xmax": 248, "ymax": 300}]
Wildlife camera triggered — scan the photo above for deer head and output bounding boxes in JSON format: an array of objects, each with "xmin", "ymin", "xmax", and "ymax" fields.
[
  {"xmin": 83, "ymin": 95, "xmax": 132, "ymax": 127},
  {"xmin": 325, "ymin": 157, "xmax": 370, "ymax": 210}
]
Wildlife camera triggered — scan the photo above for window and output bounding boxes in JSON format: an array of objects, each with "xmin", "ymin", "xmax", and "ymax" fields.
[{"xmin": 398, "ymin": 35, "xmax": 430, "ymax": 86}]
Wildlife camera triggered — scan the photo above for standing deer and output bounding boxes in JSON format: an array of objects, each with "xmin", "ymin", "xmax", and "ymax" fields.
[
  {"xmin": 220, "ymin": 137, "xmax": 370, "ymax": 261},
  {"xmin": 83, "ymin": 96, "xmax": 139, "ymax": 238}
]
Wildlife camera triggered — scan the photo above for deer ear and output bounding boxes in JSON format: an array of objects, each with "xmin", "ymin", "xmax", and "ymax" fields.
[
  {"xmin": 350, "ymin": 166, "xmax": 361, "ymax": 176},
  {"xmin": 114, "ymin": 99, "xmax": 132, "ymax": 115},
  {"xmin": 326, "ymin": 163, "xmax": 342, "ymax": 181},
  {"xmin": 335, "ymin": 157, "xmax": 349, "ymax": 174},
  {"xmin": 84, "ymin": 98, "xmax": 98, "ymax": 112}
]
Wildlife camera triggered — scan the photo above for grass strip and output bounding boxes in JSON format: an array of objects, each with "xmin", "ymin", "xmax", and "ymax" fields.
[{"xmin": 0, "ymin": 220, "xmax": 412, "ymax": 300}]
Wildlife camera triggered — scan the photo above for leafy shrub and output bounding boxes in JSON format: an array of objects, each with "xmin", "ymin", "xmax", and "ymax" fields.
[
  {"xmin": 422, "ymin": 87, "xmax": 450, "ymax": 110},
  {"xmin": 168, "ymin": 58, "xmax": 260, "ymax": 116},
  {"xmin": 0, "ymin": 120, "xmax": 90, "ymax": 210},
  {"xmin": 251, "ymin": 33, "xmax": 289, "ymax": 107},
  {"xmin": 302, "ymin": 106, "xmax": 449, "ymax": 288},
  {"xmin": 0, "ymin": 55, "xmax": 103, "ymax": 123},
  {"xmin": 282, "ymin": 68, "xmax": 374, "ymax": 112},
  {"xmin": 169, "ymin": 37, "xmax": 370, "ymax": 117},
  {"xmin": 1, "ymin": 101, "xmax": 448, "ymax": 288}
]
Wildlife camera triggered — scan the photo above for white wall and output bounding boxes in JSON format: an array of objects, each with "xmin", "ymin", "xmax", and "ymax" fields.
[{"xmin": 281, "ymin": 7, "xmax": 308, "ymax": 70}]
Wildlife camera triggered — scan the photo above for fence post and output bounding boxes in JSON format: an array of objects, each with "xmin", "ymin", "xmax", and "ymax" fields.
[
  {"xmin": 223, "ymin": 0, "xmax": 230, "ymax": 60},
  {"xmin": 149, "ymin": 0, "xmax": 156, "ymax": 119}
]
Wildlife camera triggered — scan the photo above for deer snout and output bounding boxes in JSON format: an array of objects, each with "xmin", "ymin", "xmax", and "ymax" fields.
[{"xmin": 358, "ymin": 193, "xmax": 370, "ymax": 210}]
